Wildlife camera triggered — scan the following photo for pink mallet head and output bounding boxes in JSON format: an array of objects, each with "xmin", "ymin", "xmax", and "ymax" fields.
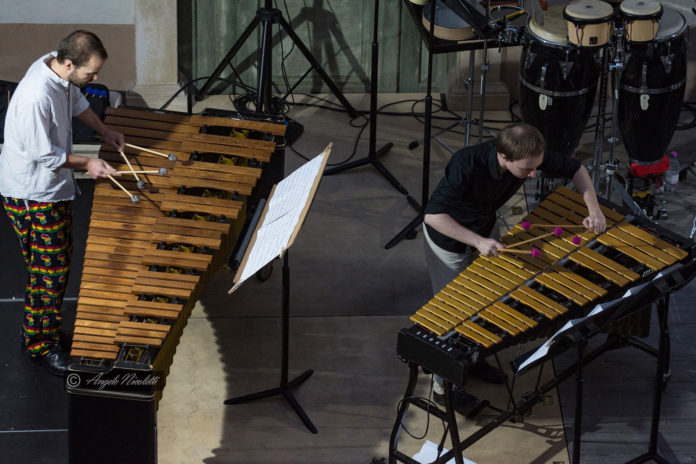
[
  {"xmin": 553, "ymin": 227, "xmax": 564, "ymax": 237},
  {"xmin": 572, "ymin": 236, "xmax": 582, "ymax": 245},
  {"xmin": 521, "ymin": 221, "xmax": 531, "ymax": 230},
  {"xmin": 531, "ymin": 248, "xmax": 541, "ymax": 258}
]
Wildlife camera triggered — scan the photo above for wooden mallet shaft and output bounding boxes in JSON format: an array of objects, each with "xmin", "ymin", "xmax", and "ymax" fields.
[
  {"xmin": 106, "ymin": 175, "xmax": 134, "ymax": 199},
  {"xmin": 505, "ymin": 230, "xmax": 557, "ymax": 249},
  {"xmin": 521, "ymin": 220, "xmax": 584, "ymax": 230},
  {"xmin": 116, "ymin": 169, "xmax": 167, "ymax": 175},
  {"xmin": 530, "ymin": 223, "xmax": 585, "ymax": 229},
  {"xmin": 119, "ymin": 150, "xmax": 141, "ymax": 183},
  {"xmin": 124, "ymin": 142, "xmax": 173, "ymax": 160}
]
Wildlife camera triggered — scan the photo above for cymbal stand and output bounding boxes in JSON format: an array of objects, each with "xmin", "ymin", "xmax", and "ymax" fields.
[
  {"xmin": 604, "ymin": 26, "xmax": 626, "ymax": 200},
  {"xmin": 478, "ymin": 0, "xmax": 492, "ymax": 144},
  {"xmin": 592, "ymin": 45, "xmax": 611, "ymax": 189},
  {"xmin": 385, "ymin": 0, "xmax": 438, "ymax": 249}
]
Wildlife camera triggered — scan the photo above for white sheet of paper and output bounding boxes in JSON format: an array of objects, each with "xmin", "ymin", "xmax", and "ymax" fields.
[
  {"xmin": 412, "ymin": 440, "xmax": 477, "ymax": 464},
  {"xmin": 233, "ymin": 151, "xmax": 327, "ymax": 289}
]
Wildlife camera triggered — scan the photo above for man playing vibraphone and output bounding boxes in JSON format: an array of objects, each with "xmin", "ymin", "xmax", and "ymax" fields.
[
  {"xmin": 423, "ymin": 123, "xmax": 606, "ymax": 412},
  {"xmin": 0, "ymin": 30, "xmax": 124, "ymax": 376}
]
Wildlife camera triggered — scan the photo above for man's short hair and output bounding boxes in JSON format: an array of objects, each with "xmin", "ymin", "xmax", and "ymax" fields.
[
  {"xmin": 56, "ymin": 30, "xmax": 108, "ymax": 67},
  {"xmin": 496, "ymin": 124, "xmax": 546, "ymax": 161}
]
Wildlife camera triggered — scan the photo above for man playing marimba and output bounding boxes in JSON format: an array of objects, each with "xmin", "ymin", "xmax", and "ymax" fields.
[
  {"xmin": 0, "ymin": 30, "xmax": 124, "ymax": 376},
  {"xmin": 423, "ymin": 123, "xmax": 606, "ymax": 412}
]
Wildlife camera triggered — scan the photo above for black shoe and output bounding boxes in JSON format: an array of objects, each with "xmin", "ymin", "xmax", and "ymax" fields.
[
  {"xmin": 469, "ymin": 359, "xmax": 506, "ymax": 384},
  {"xmin": 433, "ymin": 387, "xmax": 480, "ymax": 414},
  {"xmin": 39, "ymin": 345, "xmax": 71, "ymax": 377}
]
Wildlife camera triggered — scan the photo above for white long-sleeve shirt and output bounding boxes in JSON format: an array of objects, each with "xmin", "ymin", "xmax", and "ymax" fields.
[{"xmin": 0, "ymin": 52, "xmax": 89, "ymax": 202}]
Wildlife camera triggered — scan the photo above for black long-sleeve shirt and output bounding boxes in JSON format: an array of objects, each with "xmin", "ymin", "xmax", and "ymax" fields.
[{"xmin": 424, "ymin": 140, "xmax": 581, "ymax": 253}]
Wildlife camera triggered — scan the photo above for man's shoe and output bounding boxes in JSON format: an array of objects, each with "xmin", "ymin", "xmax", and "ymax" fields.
[
  {"xmin": 433, "ymin": 387, "xmax": 480, "ymax": 414},
  {"xmin": 469, "ymin": 359, "xmax": 506, "ymax": 384},
  {"xmin": 39, "ymin": 345, "xmax": 71, "ymax": 377}
]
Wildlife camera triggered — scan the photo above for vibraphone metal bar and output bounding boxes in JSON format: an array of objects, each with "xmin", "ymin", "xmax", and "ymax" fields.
[
  {"xmin": 67, "ymin": 107, "xmax": 286, "ymax": 464},
  {"xmin": 399, "ymin": 186, "xmax": 689, "ymax": 384},
  {"xmin": 391, "ymin": 186, "xmax": 696, "ymax": 464}
]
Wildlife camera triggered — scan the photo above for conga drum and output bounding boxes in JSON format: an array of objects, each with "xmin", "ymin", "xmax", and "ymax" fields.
[
  {"xmin": 620, "ymin": 0, "xmax": 662, "ymax": 42},
  {"xmin": 619, "ymin": 6, "xmax": 688, "ymax": 164},
  {"xmin": 519, "ymin": 4, "xmax": 601, "ymax": 156},
  {"xmin": 564, "ymin": 0, "xmax": 614, "ymax": 47}
]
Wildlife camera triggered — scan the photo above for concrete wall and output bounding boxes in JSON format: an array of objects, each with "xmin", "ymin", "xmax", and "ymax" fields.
[{"xmin": 0, "ymin": 0, "xmax": 177, "ymax": 108}]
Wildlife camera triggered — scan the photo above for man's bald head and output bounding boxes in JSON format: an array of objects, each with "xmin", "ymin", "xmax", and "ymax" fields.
[{"xmin": 56, "ymin": 30, "xmax": 108, "ymax": 67}]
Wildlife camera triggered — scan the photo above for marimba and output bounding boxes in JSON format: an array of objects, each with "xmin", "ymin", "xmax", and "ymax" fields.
[
  {"xmin": 398, "ymin": 186, "xmax": 693, "ymax": 386},
  {"xmin": 67, "ymin": 107, "xmax": 286, "ymax": 464}
]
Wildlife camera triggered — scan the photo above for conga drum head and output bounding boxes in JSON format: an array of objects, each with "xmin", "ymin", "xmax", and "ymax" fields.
[
  {"xmin": 620, "ymin": 0, "xmax": 662, "ymax": 17},
  {"xmin": 422, "ymin": 0, "xmax": 476, "ymax": 41},
  {"xmin": 620, "ymin": 0, "xmax": 662, "ymax": 42},
  {"xmin": 528, "ymin": 4, "xmax": 568, "ymax": 45},
  {"xmin": 655, "ymin": 6, "xmax": 687, "ymax": 41},
  {"xmin": 564, "ymin": 0, "xmax": 614, "ymax": 46}
]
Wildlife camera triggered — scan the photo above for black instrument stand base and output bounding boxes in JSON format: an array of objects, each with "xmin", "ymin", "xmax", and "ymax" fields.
[
  {"xmin": 224, "ymin": 369, "xmax": 317, "ymax": 434},
  {"xmin": 324, "ymin": 0, "xmax": 414, "ymax": 205},
  {"xmin": 324, "ymin": 142, "xmax": 411, "ymax": 198},
  {"xmin": 225, "ymin": 252, "xmax": 317, "ymax": 434}
]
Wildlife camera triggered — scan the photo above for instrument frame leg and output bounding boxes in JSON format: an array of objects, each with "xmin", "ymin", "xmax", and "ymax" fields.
[{"xmin": 624, "ymin": 294, "xmax": 673, "ymax": 464}]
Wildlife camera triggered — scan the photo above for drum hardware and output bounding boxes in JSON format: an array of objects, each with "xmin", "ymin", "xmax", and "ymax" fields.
[
  {"xmin": 604, "ymin": 26, "xmax": 626, "ymax": 200},
  {"xmin": 559, "ymin": 58, "xmax": 573, "ymax": 80}
]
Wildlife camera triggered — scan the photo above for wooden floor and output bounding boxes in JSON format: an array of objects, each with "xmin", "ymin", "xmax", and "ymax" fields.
[{"xmin": 1, "ymin": 93, "xmax": 696, "ymax": 463}]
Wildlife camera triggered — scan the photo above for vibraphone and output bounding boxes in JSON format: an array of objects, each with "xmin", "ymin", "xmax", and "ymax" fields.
[
  {"xmin": 67, "ymin": 107, "xmax": 286, "ymax": 464},
  {"xmin": 391, "ymin": 186, "xmax": 696, "ymax": 464}
]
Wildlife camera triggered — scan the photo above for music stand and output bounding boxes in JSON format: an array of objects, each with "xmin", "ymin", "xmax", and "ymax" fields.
[
  {"xmin": 226, "ymin": 145, "xmax": 332, "ymax": 434},
  {"xmin": 195, "ymin": 0, "xmax": 358, "ymax": 119},
  {"xmin": 324, "ymin": 0, "xmax": 413, "ymax": 200}
]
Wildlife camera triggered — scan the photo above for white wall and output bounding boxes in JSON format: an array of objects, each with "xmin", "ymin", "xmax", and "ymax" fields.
[{"xmin": 0, "ymin": 0, "xmax": 134, "ymax": 24}]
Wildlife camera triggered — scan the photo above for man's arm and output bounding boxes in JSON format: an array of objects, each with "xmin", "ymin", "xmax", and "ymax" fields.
[
  {"xmin": 64, "ymin": 107, "xmax": 125, "ymax": 179},
  {"xmin": 572, "ymin": 165, "xmax": 606, "ymax": 233},
  {"xmin": 425, "ymin": 213, "xmax": 503, "ymax": 257},
  {"xmin": 63, "ymin": 153, "xmax": 118, "ymax": 179},
  {"xmin": 76, "ymin": 106, "xmax": 124, "ymax": 151}
]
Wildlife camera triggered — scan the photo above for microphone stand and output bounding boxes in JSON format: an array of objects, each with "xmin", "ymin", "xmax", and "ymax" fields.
[{"xmin": 324, "ymin": 0, "xmax": 414, "ymax": 202}]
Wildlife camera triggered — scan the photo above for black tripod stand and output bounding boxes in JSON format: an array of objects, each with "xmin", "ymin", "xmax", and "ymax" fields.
[
  {"xmin": 324, "ymin": 0, "xmax": 413, "ymax": 201},
  {"xmin": 196, "ymin": 0, "xmax": 358, "ymax": 120}
]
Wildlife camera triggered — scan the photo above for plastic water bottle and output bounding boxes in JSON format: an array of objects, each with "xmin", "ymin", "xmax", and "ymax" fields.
[{"xmin": 665, "ymin": 151, "xmax": 680, "ymax": 192}]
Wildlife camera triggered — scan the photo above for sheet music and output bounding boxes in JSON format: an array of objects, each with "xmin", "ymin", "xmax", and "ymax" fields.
[
  {"xmin": 412, "ymin": 440, "xmax": 477, "ymax": 464},
  {"xmin": 517, "ymin": 286, "xmax": 647, "ymax": 372},
  {"xmin": 230, "ymin": 149, "xmax": 329, "ymax": 292}
]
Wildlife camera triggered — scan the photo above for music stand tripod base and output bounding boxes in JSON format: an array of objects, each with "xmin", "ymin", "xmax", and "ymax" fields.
[{"xmin": 224, "ymin": 252, "xmax": 317, "ymax": 434}]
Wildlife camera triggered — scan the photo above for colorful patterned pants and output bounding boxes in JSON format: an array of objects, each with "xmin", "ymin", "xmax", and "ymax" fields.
[{"xmin": 3, "ymin": 197, "xmax": 73, "ymax": 357}]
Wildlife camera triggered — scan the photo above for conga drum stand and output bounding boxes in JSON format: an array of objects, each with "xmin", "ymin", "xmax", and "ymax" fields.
[{"xmin": 594, "ymin": 28, "xmax": 647, "ymax": 216}]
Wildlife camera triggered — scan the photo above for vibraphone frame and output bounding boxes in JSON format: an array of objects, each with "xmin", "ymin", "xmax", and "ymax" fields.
[{"xmin": 389, "ymin": 197, "xmax": 696, "ymax": 464}]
